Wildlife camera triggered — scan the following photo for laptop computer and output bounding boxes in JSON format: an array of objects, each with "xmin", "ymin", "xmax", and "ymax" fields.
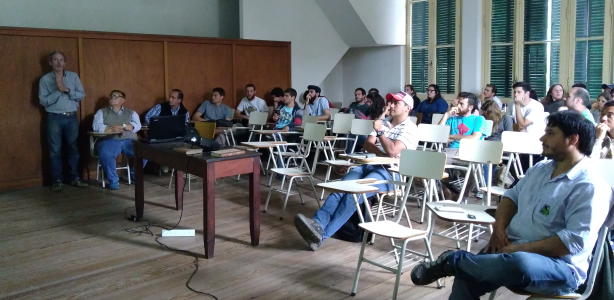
[{"xmin": 140, "ymin": 115, "xmax": 186, "ymax": 143}]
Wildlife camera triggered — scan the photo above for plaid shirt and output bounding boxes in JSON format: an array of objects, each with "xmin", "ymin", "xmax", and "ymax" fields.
[{"xmin": 370, "ymin": 116, "xmax": 419, "ymax": 154}]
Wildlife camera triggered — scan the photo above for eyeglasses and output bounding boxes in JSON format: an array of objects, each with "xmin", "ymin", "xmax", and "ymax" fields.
[{"xmin": 110, "ymin": 94, "xmax": 124, "ymax": 99}]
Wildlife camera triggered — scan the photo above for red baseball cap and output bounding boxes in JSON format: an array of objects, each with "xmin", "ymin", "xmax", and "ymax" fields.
[{"xmin": 385, "ymin": 91, "xmax": 413, "ymax": 108}]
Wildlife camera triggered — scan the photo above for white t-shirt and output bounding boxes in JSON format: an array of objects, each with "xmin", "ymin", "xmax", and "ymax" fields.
[
  {"xmin": 477, "ymin": 96, "xmax": 503, "ymax": 110},
  {"xmin": 506, "ymin": 99, "xmax": 546, "ymax": 134},
  {"xmin": 236, "ymin": 96, "xmax": 269, "ymax": 116}
]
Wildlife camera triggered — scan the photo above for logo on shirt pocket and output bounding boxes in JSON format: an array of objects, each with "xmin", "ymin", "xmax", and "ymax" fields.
[{"xmin": 539, "ymin": 204, "xmax": 550, "ymax": 217}]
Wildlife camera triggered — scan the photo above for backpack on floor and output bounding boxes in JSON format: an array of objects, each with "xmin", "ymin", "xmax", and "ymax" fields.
[{"xmin": 334, "ymin": 197, "xmax": 375, "ymax": 243}]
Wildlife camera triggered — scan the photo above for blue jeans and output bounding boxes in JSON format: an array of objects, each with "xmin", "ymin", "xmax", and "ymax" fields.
[
  {"xmin": 482, "ymin": 164, "xmax": 498, "ymax": 186},
  {"xmin": 345, "ymin": 134, "xmax": 367, "ymax": 154},
  {"xmin": 448, "ymin": 250, "xmax": 577, "ymax": 300},
  {"xmin": 96, "ymin": 139, "xmax": 146, "ymax": 184},
  {"xmin": 46, "ymin": 113, "xmax": 80, "ymax": 181},
  {"xmin": 313, "ymin": 164, "xmax": 396, "ymax": 240}
]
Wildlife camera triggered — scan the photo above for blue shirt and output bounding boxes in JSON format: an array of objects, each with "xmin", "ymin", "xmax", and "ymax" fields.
[
  {"xmin": 445, "ymin": 115, "xmax": 486, "ymax": 148},
  {"xmin": 275, "ymin": 106, "xmax": 295, "ymax": 129},
  {"xmin": 144, "ymin": 104, "xmax": 189, "ymax": 124},
  {"xmin": 197, "ymin": 101, "xmax": 232, "ymax": 121},
  {"xmin": 503, "ymin": 159, "xmax": 614, "ymax": 286},
  {"xmin": 307, "ymin": 97, "xmax": 329, "ymax": 116},
  {"xmin": 415, "ymin": 98, "xmax": 448, "ymax": 124},
  {"xmin": 38, "ymin": 71, "xmax": 86, "ymax": 113}
]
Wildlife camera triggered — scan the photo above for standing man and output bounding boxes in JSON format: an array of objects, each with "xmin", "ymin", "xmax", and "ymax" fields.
[
  {"xmin": 305, "ymin": 85, "xmax": 331, "ymax": 121},
  {"xmin": 39, "ymin": 51, "xmax": 88, "ymax": 191},
  {"xmin": 92, "ymin": 90, "xmax": 142, "ymax": 190},
  {"xmin": 479, "ymin": 84, "xmax": 503, "ymax": 109},
  {"xmin": 234, "ymin": 83, "xmax": 269, "ymax": 121},
  {"xmin": 144, "ymin": 89, "xmax": 189, "ymax": 124},
  {"xmin": 565, "ymin": 87, "xmax": 596, "ymax": 124},
  {"xmin": 348, "ymin": 88, "xmax": 370, "ymax": 115},
  {"xmin": 506, "ymin": 82, "xmax": 546, "ymax": 134},
  {"xmin": 192, "ymin": 87, "xmax": 233, "ymax": 122}
]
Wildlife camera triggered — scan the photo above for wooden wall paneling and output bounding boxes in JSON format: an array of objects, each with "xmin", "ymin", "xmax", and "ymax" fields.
[
  {"xmin": 233, "ymin": 45, "xmax": 291, "ymax": 106},
  {"xmin": 167, "ymin": 42, "xmax": 234, "ymax": 114},
  {"xmin": 0, "ymin": 35, "xmax": 78, "ymax": 188}
]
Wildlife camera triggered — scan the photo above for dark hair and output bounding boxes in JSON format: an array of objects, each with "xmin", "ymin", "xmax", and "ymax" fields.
[
  {"xmin": 271, "ymin": 87, "xmax": 284, "ymax": 98},
  {"xmin": 529, "ymin": 89, "xmax": 538, "ymax": 101},
  {"xmin": 572, "ymin": 83, "xmax": 587, "ymax": 89},
  {"xmin": 404, "ymin": 84, "xmax": 415, "ymax": 93},
  {"xmin": 427, "ymin": 84, "xmax": 442, "ymax": 102},
  {"xmin": 302, "ymin": 90, "xmax": 308, "ymax": 101},
  {"xmin": 355, "ymin": 88, "xmax": 366, "ymax": 96},
  {"xmin": 367, "ymin": 93, "xmax": 386, "ymax": 119},
  {"xmin": 603, "ymin": 100, "xmax": 614, "ymax": 110},
  {"xmin": 542, "ymin": 83, "xmax": 565, "ymax": 106},
  {"xmin": 284, "ymin": 88, "xmax": 297, "ymax": 98},
  {"xmin": 457, "ymin": 91, "xmax": 479, "ymax": 113},
  {"xmin": 481, "ymin": 100, "xmax": 502, "ymax": 132},
  {"xmin": 512, "ymin": 82, "xmax": 532, "ymax": 93},
  {"xmin": 245, "ymin": 83, "xmax": 256, "ymax": 90},
  {"xmin": 546, "ymin": 111, "xmax": 596, "ymax": 156},
  {"xmin": 171, "ymin": 88, "xmax": 184, "ymax": 100},
  {"xmin": 48, "ymin": 50, "xmax": 66, "ymax": 62},
  {"xmin": 486, "ymin": 84, "xmax": 497, "ymax": 95},
  {"xmin": 598, "ymin": 92, "xmax": 613, "ymax": 102},
  {"xmin": 110, "ymin": 89, "xmax": 126, "ymax": 98},
  {"xmin": 368, "ymin": 88, "xmax": 379, "ymax": 94},
  {"xmin": 571, "ymin": 87, "xmax": 591, "ymax": 108},
  {"xmin": 212, "ymin": 87, "xmax": 225, "ymax": 97}
]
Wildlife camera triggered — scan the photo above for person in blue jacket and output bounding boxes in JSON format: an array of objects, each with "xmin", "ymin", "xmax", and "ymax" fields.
[{"xmin": 414, "ymin": 84, "xmax": 449, "ymax": 124}]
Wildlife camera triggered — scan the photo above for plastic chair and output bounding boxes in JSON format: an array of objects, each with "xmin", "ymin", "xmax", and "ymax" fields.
[
  {"xmin": 350, "ymin": 149, "xmax": 447, "ymax": 300},
  {"xmin": 432, "ymin": 113, "xmax": 445, "ymax": 125},
  {"xmin": 416, "ymin": 124, "xmax": 450, "ymax": 152},
  {"xmin": 235, "ymin": 111, "xmax": 268, "ymax": 142},
  {"xmin": 302, "ymin": 115, "xmax": 319, "ymax": 125},
  {"xmin": 329, "ymin": 108, "xmax": 340, "ymax": 120}
]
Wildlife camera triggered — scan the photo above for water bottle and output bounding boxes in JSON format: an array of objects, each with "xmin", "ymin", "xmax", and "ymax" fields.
[{"xmin": 502, "ymin": 103, "xmax": 508, "ymax": 112}]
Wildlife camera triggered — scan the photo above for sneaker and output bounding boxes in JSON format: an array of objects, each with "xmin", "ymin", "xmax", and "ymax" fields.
[
  {"xmin": 51, "ymin": 180, "xmax": 63, "ymax": 192},
  {"xmin": 70, "ymin": 178, "xmax": 89, "ymax": 188},
  {"xmin": 410, "ymin": 250, "xmax": 456, "ymax": 286},
  {"xmin": 108, "ymin": 182, "xmax": 119, "ymax": 190},
  {"xmin": 475, "ymin": 191, "xmax": 483, "ymax": 199},
  {"xmin": 294, "ymin": 214, "xmax": 323, "ymax": 251}
]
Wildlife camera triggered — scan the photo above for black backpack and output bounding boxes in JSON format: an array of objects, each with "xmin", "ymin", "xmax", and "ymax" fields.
[{"xmin": 334, "ymin": 197, "xmax": 375, "ymax": 243}]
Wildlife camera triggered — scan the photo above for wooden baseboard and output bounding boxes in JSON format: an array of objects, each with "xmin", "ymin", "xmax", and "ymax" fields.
[{"xmin": 0, "ymin": 177, "xmax": 44, "ymax": 192}]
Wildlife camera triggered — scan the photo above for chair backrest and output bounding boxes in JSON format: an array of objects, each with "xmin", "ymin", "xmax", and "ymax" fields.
[
  {"xmin": 331, "ymin": 101, "xmax": 342, "ymax": 109},
  {"xmin": 302, "ymin": 115, "xmax": 319, "ymax": 125},
  {"xmin": 501, "ymin": 131, "xmax": 542, "ymax": 154},
  {"xmin": 432, "ymin": 113, "xmax": 445, "ymax": 125},
  {"xmin": 484, "ymin": 120, "xmax": 494, "ymax": 136},
  {"xmin": 398, "ymin": 149, "xmax": 447, "ymax": 180},
  {"xmin": 458, "ymin": 139, "xmax": 504, "ymax": 164},
  {"xmin": 417, "ymin": 124, "xmax": 450, "ymax": 143},
  {"xmin": 194, "ymin": 122, "xmax": 216, "ymax": 139},
  {"xmin": 595, "ymin": 159, "xmax": 614, "ymax": 188},
  {"xmin": 409, "ymin": 116, "xmax": 418, "ymax": 124},
  {"xmin": 248, "ymin": 111, "xmax": 268, "ymax": 126},
  {"xmin": 580, "ymin": 226, "xmax": 610, "ymax": 298},
  {"xmin": 303, "ymin": 123, "xmax": 327, "ymax": 142},
  {"xmin": 332, "ymin": 113, "xmax": 354, "ymax": 134},
  {"xmin": 351, "ymin": 119, "xmax": 374, "ymax": 136},
  {"xmin": 329, "ymin": 108, "xmax": 340, "ymax": 120}
]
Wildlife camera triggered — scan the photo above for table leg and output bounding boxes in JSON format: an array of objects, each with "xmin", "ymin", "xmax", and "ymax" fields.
[
  {"xmin": 249, "ymin": 157, "xmax": 261, "ymax": 246},
  {"xmin": 175, "ymin": 170, "xmax": 184, "ymax": 210},
  {"xmin": 203, "ymin": 163, "xmax": 215, "ymax": 258},
  {"xmin": 135, "ymin": 146, "xmax": 145, "ymax": 219}
]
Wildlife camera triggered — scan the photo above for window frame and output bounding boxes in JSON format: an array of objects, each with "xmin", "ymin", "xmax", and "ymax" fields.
[
  {"xmin": 481, "ymin": 0, "xmax": 614, "ymax": 101},
  {"xmin": 406, "ymin": 0, "xmax": 461, "ymax": 100}
]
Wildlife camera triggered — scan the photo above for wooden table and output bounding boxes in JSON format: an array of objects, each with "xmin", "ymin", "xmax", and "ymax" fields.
[{"xmin": 132, "ymin": 141, "xmax": 262, "ymax": 259}]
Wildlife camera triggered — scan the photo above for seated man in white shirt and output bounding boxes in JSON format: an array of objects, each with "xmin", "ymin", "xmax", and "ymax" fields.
[
  {"xmin": 294, "ymin": 92, "xmax": 418, "ymax": 251},
  {"xmin": 92, "ymin": 90, "xmax": 142, "ymax": 190},
  {"xmin": 305, "ymin": 85, "xmax": 331, "ymax": 121},
  {"xmin": 411, "ymin": 111, "xmax": 613, "ymax": 299},
  {"xmin": 506, "ymin": 82, "xmax": 546, "ymax": 134},
  {"xmin": 234, "ymin": 83, "xmax": 269, "ymax": 122},
  {"xmin": 479, "ymin": 84, "xmax": 503, "ymax": 109}
]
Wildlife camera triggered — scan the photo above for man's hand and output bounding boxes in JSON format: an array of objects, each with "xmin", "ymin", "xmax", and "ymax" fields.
[
  {"xmin": 479, "ymin": 93, "xmax": 486, "ymax": 103},
  {"xmin": 592, "ymin": 102, "xmax": 600, "ymax": 110},
  {"xmin": 373, "ymin": 119, "xmax": 383, "ymax": 131},
  {"xmin": 447, "ymin": 106, "xmax": 459, "ymax": 116},
  {"xmin": 499, "ymin": 243, "xmax": 523, "ymax": 254},
  {"xmin": 513, "ymin": 95, "xmax": 523, "ymax": 106},
  {"xmin": 596, "ymin": 123, "xmax": 609, "ymax": 140},
  {"xmin": 281, "ymin": 126, "xmax": 289, "ymax": 131},
  {"xmin": 124, "ymin": 124, "xmax": 134, "ymax": 131},
  {"xmin": 483, "ymin": 227, "xmax": 510, "ymax": 254},
  {"xmin": 305, "ymin": 94, "xmax": 312, "ymax": 102},
  {"xmin": 56, "ymin": 77, "xmax": 69, "ymax": 92},
  {"xmin": 243, "ymin": 115, "xmax": 250, "ymax": 120}
]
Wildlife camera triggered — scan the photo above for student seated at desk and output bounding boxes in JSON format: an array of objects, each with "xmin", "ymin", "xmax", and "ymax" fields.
[
  {"xmin": 294, "ymin": 91, "xmax": 418, "ymax": 251},
  {"xmin": 305, "ymin": 85, "xmax": 331, "ymax": 121},
  {"xmin": 411, "ymin": 111, "xmax": 613, "ymax": 300},
  {"xmin": 92, "ymin": 90, "xmax": 143, "ymax": 190},
  {"xmin": 234, "ymin": 83, "xmax": 269, "ymax": 122},
  {"xmin": 192, "ymin": 87, "xmax": 233, "ymax": 122},
  {"xmin": 144, "ymin": 89, "xmax": 189, "ymax": 124},
  {"xmin": 272, "ymin": 88, "xmax": 303, "ymax": 132}
]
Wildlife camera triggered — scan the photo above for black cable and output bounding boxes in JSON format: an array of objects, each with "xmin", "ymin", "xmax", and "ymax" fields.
[{"xmin": 124, "ymin": 154, "xmax": 218, "ymax": 299}]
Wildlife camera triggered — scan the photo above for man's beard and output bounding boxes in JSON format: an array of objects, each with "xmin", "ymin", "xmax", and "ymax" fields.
[{"xmin": 247, "ymin": 95, "xmax": 255, "ymax": 100}]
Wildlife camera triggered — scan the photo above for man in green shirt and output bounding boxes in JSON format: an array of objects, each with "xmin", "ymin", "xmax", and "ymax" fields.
[
  {"xmin": 348, "ymin": 87, "xmax": 370, "ymax": 116},
  {"xmin": 565, "ymin": 87, "xmax": 596, "ymax": 125}
]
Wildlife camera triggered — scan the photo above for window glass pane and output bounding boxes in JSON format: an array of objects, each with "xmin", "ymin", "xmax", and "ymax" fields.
[
  {"xmin": 436, "ymin": 0, "xmax": 455, "ymax": 45},
  {"xmin": 491, "ymin": 0, "xmax": 514, "ymax": 43},
  {"xmin": 490, "ymin": 45, "xmax": 514, "ymax": 98},
  {"xmin": 523, "ymin": 43, "xmax": 548, "ymax": 97},
  {"xmin": 411, "ymin": 49, "xmax": 429, "ymax": 93},
  {"xmin": 574, "ymin": 40, "xmax": 604, "ymax": 96},
  {"xmin": 411, "ymin": 1, "xmax": 429, "ymax": 47},
  {"xmin": 436, "ymin": 47, "xmax": 455, "ymax": 94},
  {"xmin": 575, "ymin": 0, "xmax": 604, "ymax": 38}
]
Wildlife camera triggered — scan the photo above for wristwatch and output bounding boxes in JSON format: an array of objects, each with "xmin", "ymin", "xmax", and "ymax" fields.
[
  {"xmin": 66, "ymin": 88, "xmax": 71, "ymax": 94},
  {"xmin": 376, "ymin": 131, "xmax": 384, "ymax": 137},
  {"xmin": 122, "ymin": 124, "xmax": 127, "ymax": 130}
]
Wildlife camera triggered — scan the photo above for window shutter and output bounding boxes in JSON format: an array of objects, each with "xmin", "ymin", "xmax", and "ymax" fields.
[
  {"xmin": 490, "ymin": 0, "xmax": 514, "ymax": 97},
  {"xmin": 436, "ymin": 0, "xmax": 456, "ymax": 94},
  {"xmin": 410, "ymin": 1, "xmax": 429, "ymax": 93},
  {"xmin": 575, "ymin": 0, "xmax": 605, "ymax": 97}
]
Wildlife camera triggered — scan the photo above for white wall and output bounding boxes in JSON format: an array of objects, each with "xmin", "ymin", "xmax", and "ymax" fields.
[
  {"xmin": 0, "ymin": 0, "xmax": 240, "ymax": 38},
  {"xmin": 341, "ymin": 46, "xmax": 405, "ymax": 107},
  {"xmin": 320, "ymin": 60, "xmax": 345, "ymax": 104},
  {"xmin": 460, "ymin": 0, "xmax": 482, "ymax": 94},
  {"xmin": 350, "ymin": 0, "xmax": 406, "ymax": 45}
]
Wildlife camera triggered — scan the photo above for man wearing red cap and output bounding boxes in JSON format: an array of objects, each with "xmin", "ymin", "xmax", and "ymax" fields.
[{"xmin": 294, "ymin": 91, "xmax": 418, "ymax": 251}]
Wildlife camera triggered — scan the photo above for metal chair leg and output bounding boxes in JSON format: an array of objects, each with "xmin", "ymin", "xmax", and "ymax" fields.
[
  {"xmin": 350, "ymin": 232, "xmax": 369, "ymax": 297},
  {"xmin": 279, "ymin": 177, "xmax": 295, "ymax": 220}
]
